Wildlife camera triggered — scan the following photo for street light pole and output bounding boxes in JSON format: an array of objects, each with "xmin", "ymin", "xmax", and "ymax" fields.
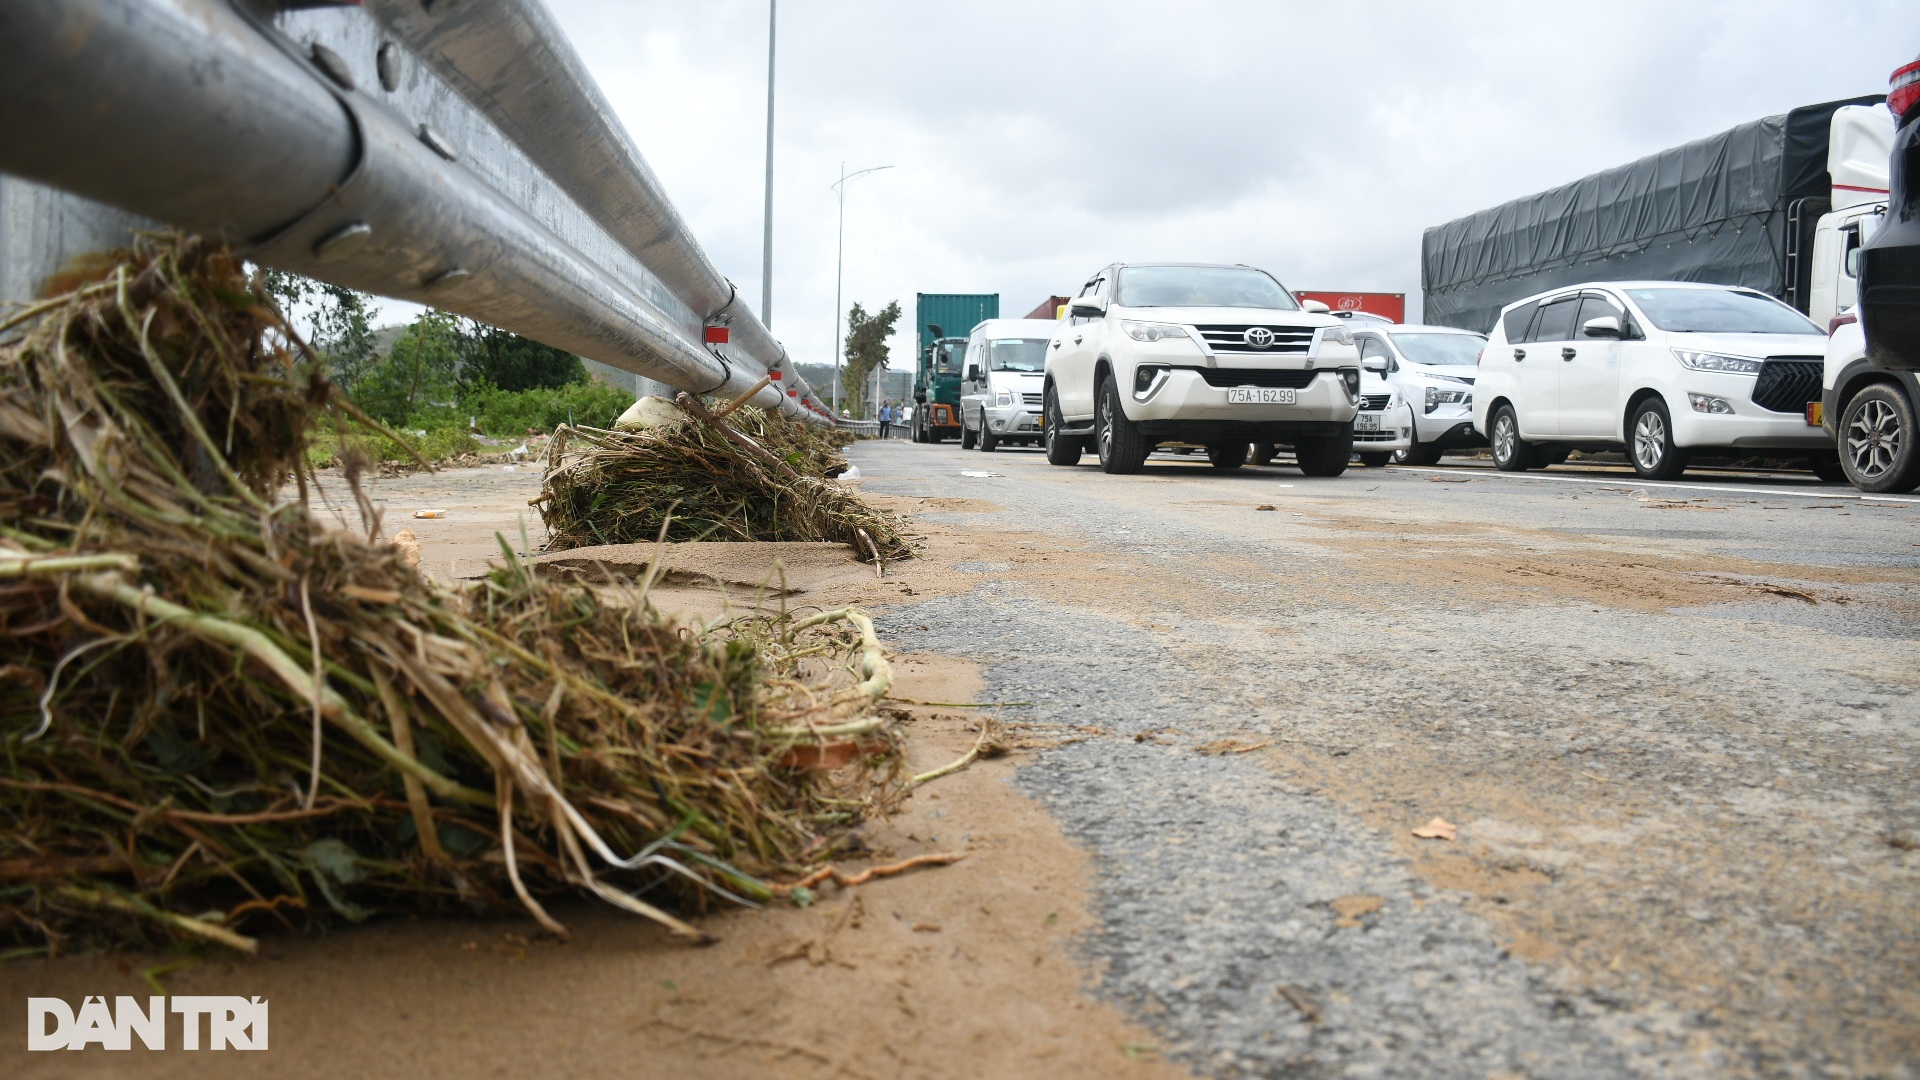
[
  {"xmin": 830, "ymin": 162, "xmax": 892, "ymax": 415},
  {"xmin": 759, "ymin": 0, "xmax": 775, "ymax": 326}
]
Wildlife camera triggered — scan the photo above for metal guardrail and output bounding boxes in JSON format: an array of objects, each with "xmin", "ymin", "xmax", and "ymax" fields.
[{"xmin": 0, "ymin": 0, "xmax": 832, "ymax": 423}]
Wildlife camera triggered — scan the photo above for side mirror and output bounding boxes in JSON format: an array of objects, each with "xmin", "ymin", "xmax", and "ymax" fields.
[
  {"xmin": 1845, "ymin": 246, "xmax": 1862, "ymax": 277},
  {"xmin": 1069, "ymin": 295, "xmax": 1107, "ymax": 319},
  {"xmin": 966, "ymin": 365, "xmax": 982, "ymax": 382},
  {"xmin": 1581, "ymin": 315, "xmax": 1621, "ymax": 338},
  {"xmin": 1301, "ymin": 299, "xmax": 1331, "ymax": 314},
  {"xmin": 1361, "ymin": 356, "xmax": 1389, "ymax": 372}
]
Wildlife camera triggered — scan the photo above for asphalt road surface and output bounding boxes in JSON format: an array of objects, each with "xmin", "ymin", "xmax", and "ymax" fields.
[{"xmin": 851, "ymin": 440, "xmax": 1920, "ymax": 1080}]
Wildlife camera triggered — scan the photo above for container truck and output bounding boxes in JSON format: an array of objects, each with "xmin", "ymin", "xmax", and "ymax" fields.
[
  {"xmin": 911, "ymin": 292, "xmax": 998, "ymax": 443},
  {"xmin": 1423, "ymin": 95, "xmax": 1891, "ymax": 335}
]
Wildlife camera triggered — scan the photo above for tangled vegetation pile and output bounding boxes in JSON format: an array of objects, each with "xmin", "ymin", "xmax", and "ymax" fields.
[
  {"xmin": 534, "ymin": 398, "xmax": 915, "ymax": 562},
  {"xmin": 0, "ymin": 237, "xmax": 904, "ymax": 955}
]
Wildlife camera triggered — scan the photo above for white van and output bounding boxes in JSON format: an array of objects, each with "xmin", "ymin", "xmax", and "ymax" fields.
[
  {"xmin": 959, "ymin": 318, "xmax": 1055, "ymax": 451},
  {"xmin": 1472, "ymin": 282, "xmax": 1836, "ymax": 480}
]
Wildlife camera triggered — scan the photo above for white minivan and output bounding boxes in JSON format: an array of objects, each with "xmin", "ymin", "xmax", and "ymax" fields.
[
  {"xmin": 958, "ymin": 318, "xmax": 1054, "ymax": 451},
  {"xmin": 1351, "ymin": 324, "xmax": 1488, "ymax": 465},
  {"xmin": 1472, "ymin": 282, "xmax": 1835, "ymax": 480}
]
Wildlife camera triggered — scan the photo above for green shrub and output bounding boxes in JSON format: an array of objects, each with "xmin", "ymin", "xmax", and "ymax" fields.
[{"xmin": 464, "ymin": 381, "xmax": 635, "ymax": 438}]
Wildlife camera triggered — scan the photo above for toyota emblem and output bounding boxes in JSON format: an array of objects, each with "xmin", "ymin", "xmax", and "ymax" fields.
[{"xmin": 1242, "ymin": 327, "xmax": 1275, "ymax": 349}]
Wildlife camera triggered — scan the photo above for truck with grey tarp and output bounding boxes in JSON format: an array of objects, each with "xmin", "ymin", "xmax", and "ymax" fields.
[{"xmin": 1423, "ymin": 95, "xmax": 1889, "ymax": 334}]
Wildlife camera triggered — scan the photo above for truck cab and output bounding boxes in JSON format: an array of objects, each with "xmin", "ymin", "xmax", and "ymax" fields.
[
  {"xmin": 958, "ymin": 318, "xmax": 1055, "ymax": 451},
  {"xmin": 911, "ymin": 335, "xmax": 968, "ymax": 442}
]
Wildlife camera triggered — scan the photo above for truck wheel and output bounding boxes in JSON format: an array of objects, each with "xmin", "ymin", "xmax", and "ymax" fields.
[
  {"xmin": 1295, "ymin": 431, "xmax": 1352, "ymax": 477},
  {"xmin": 960, "ymin": 417, "xmax": 977, "ymax": 450},
  {"xmin": 1096, "ymin": 374, "xmax": 1150, "ymax": 474},
  {"xmin": 1629, "ymin": 398, "xmax": 1688, "ymax": 480},
  {"xmin": 1251, "ymin": 443, "xmax": 1277, "ymax": 466},
  {"xmin": 1358, "ymin": 452, "xmax": 1392, "ymax": 468},
  {"xmin": 1206, "ymin": 443, "xmax": 1249, "ymax": 470},
  {"xmin": 1839, "ymin": 384, "xmax": 1920, "ymax": 493},
  {"xmin": 1489, "ymin": 404, "xmax": 1537, "ymax": 472},
  {"xmin": 1393, "ymin": 441, "xmax": 1443, "ymax": 466},
  {"xmin": 1044, "ymin": 386, "xmax": 1084, "ymax": 466},
  {"xmin": 979, "ymin": 423, "xmax": 999, "ymax": 452}
]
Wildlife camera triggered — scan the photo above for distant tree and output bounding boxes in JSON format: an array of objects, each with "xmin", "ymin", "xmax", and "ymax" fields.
[
  {"xmin": 842, "ymin": 299, "xmax": 902, "ymax": 417},
  {"xmin": 260, "ymin": 270, "xmax": 379, "ymax": 396},
  {"xmin": 357, "ymin": 309, "xmax": 463, "ymax": 425},
  {"xmin": 456, "ymin": 321, "xmax": 586, "ymax": 393}
]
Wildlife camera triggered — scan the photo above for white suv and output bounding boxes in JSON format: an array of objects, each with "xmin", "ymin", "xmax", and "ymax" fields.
[
  {"xmin": 1472, "ymin": 282, "xmax": 1834, "ymax": 480},
  {"xmin": 1351, "ymin": 325, "xmax": 1488, "ymax": 465},
  {"xmin": 1042, "ymin": 263, "xmax": 1362, "ymax": 475}
]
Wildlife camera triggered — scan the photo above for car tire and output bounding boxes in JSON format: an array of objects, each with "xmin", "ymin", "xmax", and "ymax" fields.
[
  {"xmin": 960, "ymin": 416, "xmax": 977, "ymax": 450},
  {"xmin": 1541, "ymin": 446, "xmax": 1571, "ymax": 467},
  {"xmin": 1044, "ymin": 385, "xmax": 1084, "ymax": 466},
  {"xmin": 1393, "ymin": 441, "xmax": 1444, "ymax": 466},
  {"xmin": 1490, "ymin": 405, "xmax": 1536, "ymax": 472},
  {"xmin": 1628, "ymin": 397, "xmax": 1689, "ymax": 480},
  {"xmin": 1096, "ymin": 373, "xmax": 1151, "ymax": 474},
  {"xmin": 1358, "ymin": 451, "xmax": 1393, "ymax": 468},
  {"xmin": 1295, "ymin": 430, "xmax": 1352, "ymax": 477},
  {"xmin": 1839, "ymin": 383, "xmax": 1920, "ymax": 493},
  {"xmin": 979, "ymin": 422, "xmax": 999, "ymax": 452},
  {"xmin": 1206, "ymin": 443, "xmax": 1249, "ymax": 470},
  {"xmin": 1808, "ymin": 452, "xmax": 1846, "ymax": 483},
  {"xmin": 1251, "ymin": 442, "xmax": 1277, "ymax": 466}
]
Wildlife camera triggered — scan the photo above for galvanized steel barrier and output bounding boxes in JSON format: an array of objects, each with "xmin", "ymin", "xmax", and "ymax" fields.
[{"xmin": 0, "ymin": 0, "xmax": 832, "ymax": 422}]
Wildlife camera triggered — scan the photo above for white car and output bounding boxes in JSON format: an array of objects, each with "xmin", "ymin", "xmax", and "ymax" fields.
[
  {"xmin": 1042, "ymin": 262, "xmax": 1362, "ymax": 475},
  {"xmin": 958, "ymin": 318, "xmax": 1054, "ymax": 451},
  {"xmin": 1472, "ymin": 282, "xmax": 1833, "ymax": 479},
  {"xmin": 1351, "ymin": 325, "xmax": 1488, "ymax": 465},
  {"xmin": 1351, "ymin": 367, "xmax": 1413, "ymax": 466}
]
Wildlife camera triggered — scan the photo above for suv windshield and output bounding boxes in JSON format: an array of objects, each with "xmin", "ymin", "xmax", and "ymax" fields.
[
  {"xmin": 1116, "ymin": 266, "xmax": 1298, "ymax": 310},
  {"xmin": 1624, "ymin": 288, "xmax": 1820, "ymax": 334},
  {"xmin": 1391, "ymin": 332, "xmax": 1485, "ymax": 366},
  {"xmin": 989, "ymin": 339, "xmax": 1048, "ymax": 372}
]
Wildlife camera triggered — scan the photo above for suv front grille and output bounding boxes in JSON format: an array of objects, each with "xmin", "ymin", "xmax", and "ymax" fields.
[
  {"xmin": 1750, "ymin": 358, "xmax": 1822, "ymax": 413},
  {"xmin": 1195, "ymin": 324, "xmax": 1316, "ymax": 354},
  {"xmin": 1196, "ymin": 368, "xmax": 1320, "ymax": 389},
  {"xmin": 1359, "ymin": 394, "xmax": 1392, "ymax": 411}
]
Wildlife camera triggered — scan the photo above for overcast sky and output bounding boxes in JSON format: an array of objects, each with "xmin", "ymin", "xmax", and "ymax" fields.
[{"xmin": 533, "ymin": 0, "xmax": 1916, "ymax": 371}]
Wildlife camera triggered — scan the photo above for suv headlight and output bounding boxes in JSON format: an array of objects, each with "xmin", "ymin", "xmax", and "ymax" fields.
[
  {"xmin": 1121, "ymin": 320, "xmax": 1190, "ymax": 342},
  {"xmin": 1318, "ymin": 325, "xmax": 1354, "ymax": 346},
  {"xmin": 1424, "ymin": 386, "xmax": 1470, "ymax": 414},
  {"xmin": 994, "ymin": 390, "xmax": 1015, "ymax": 408},
  {"xmin": 1672, "ymin": 349, "xmax": 1763, "ymax": 375}
]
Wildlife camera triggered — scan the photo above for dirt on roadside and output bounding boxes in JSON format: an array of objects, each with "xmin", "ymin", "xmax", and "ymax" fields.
[{"xmin": 3, "ymin": 465, "xmax": 1188, "ymax": 1080}]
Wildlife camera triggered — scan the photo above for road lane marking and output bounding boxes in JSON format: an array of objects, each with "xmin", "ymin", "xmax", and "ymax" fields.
[{"xmin": 1389, "ymin": 467, "xmax": 1920, "ymax": 505}]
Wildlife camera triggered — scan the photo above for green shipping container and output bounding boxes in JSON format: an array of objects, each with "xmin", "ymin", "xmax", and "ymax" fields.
[{"xmin": 915, "ymin": 293, "xmax": 1000, "ymax": 352}]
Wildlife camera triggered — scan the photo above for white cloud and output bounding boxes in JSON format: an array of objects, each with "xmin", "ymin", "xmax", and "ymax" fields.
[{"xmin": 535, "ymin": 0, "xmax": 1915, "ymax": 370}]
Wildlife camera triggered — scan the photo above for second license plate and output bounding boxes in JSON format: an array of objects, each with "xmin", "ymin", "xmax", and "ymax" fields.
[
  {"xmin": 1354, "ymin": 413, "xmax": 1381, "ymax": 431},
  {"xmin": 1226, "ymin": 388, "xmax": 1296, "ymax": 405}
]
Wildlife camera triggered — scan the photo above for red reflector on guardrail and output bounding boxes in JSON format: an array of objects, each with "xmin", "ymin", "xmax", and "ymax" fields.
[{"xmin": 703, "ymin": 326, "xmax": 730, "ymax": 344}]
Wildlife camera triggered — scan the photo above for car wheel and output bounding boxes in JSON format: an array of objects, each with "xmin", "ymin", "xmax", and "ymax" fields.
[
  {"xmin": 960, "ymin": 416, "xmax": 977, "ymax": 450},
  {"xmin": 1393, "ymin": 441, "xmax": 1444, "ymax": 466},
  {"xmin": 1295, "ymin": 430, "xmax": 1352, "ymax": 477},
  {"xmin": 1096, "ymin": 373, "xmax": 1151, "ymax": 474},
  {"xmin": 1251, "ymin": 442, "xmax": 1277, "ymax": 466},
  {"xmin": 1628, "ymin": 397, "xmax": 1689, "ymax": 480},
  {"xmin": 1490, "ymin": 405, "xmax": 1536, "ymax": 472},
  {"xmin": 1808, "ymin": 452, "xmax": 1846, "ymax": 483},
  {"xmin": 1839, "ymin": 383, "xmax": 1920, "ymax": 493},
  {"xmin": 1044, "ymin": 385, "xmax": 1084, "ymax": 466},
  {"xmin": 1358, "ymin": 451, "xmax": 1393, "ymax": 467},
  {"xmin": 1206, "ymin": 443, "xmax": 1249, "ymax": 470},
  {"xmin": 979, "ymin": 422, "xmax": 999, "ymax": 452}
]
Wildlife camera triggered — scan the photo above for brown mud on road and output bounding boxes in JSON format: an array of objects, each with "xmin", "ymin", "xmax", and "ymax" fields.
[{"xmin": 3, "ymin": 464, "xmax": 1187, "ymax": 1079}]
